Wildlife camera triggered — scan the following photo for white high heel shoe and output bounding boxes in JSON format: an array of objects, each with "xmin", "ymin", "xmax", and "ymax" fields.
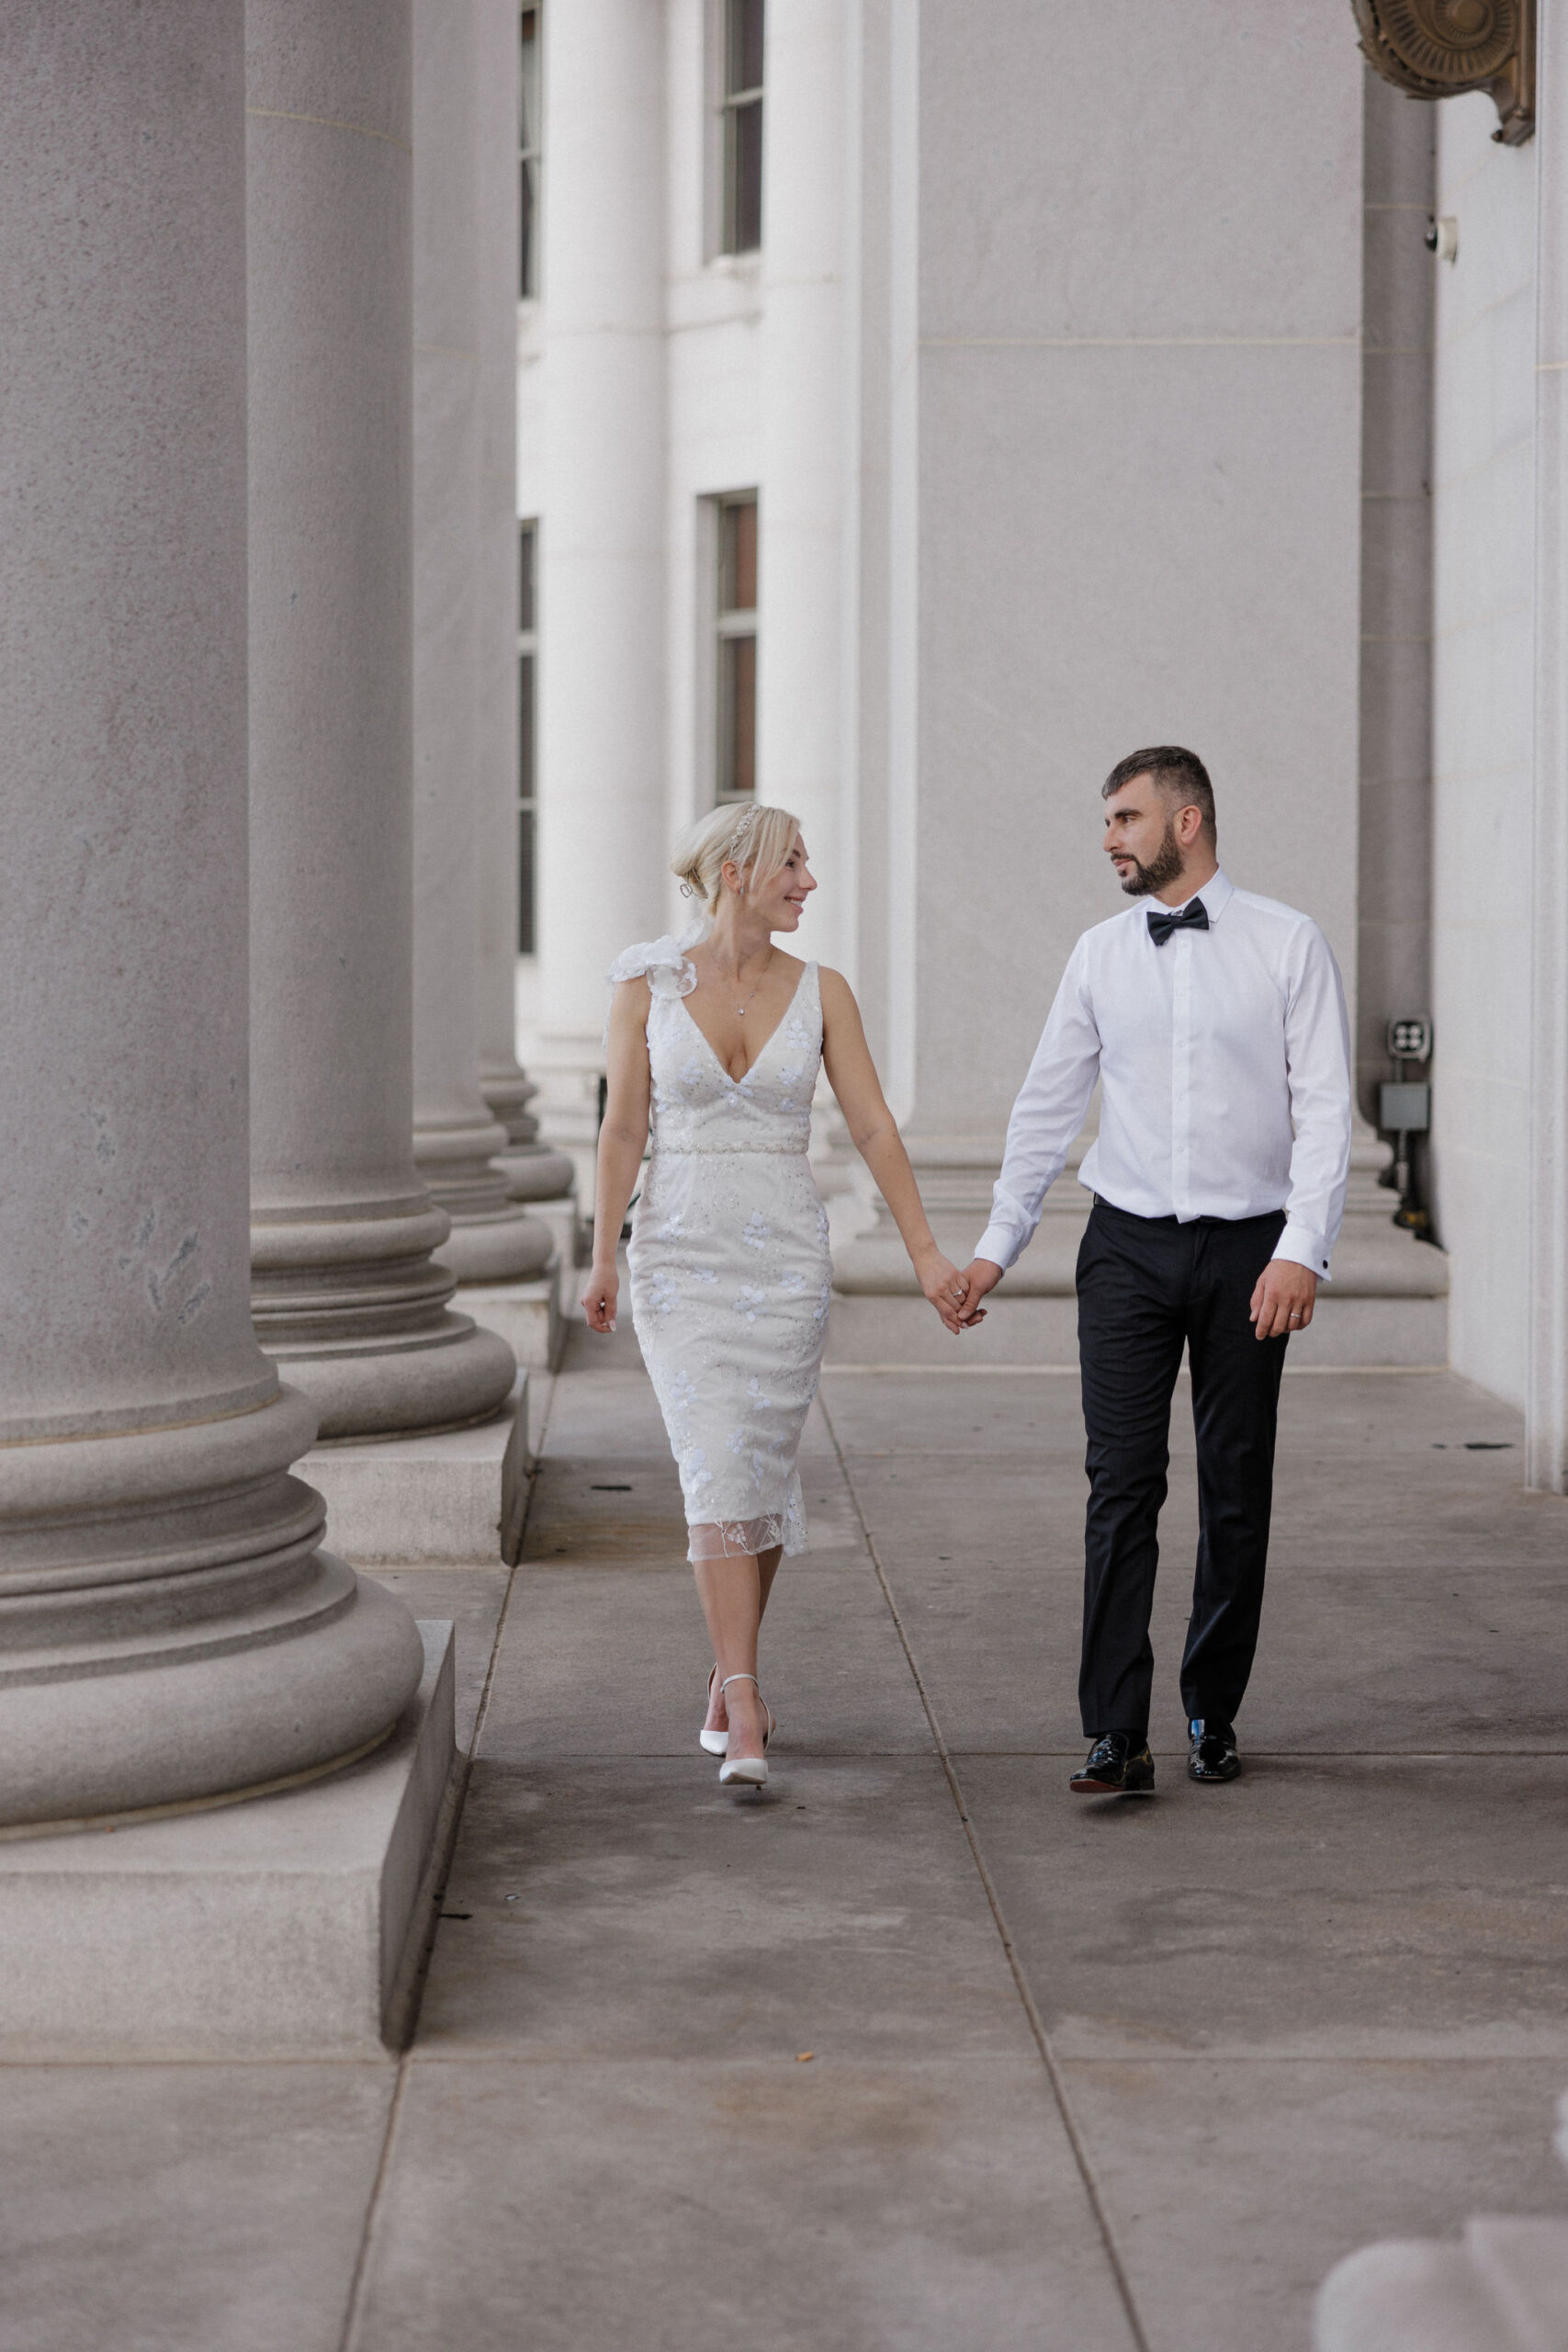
[
  {"xmin": 699, "ymin": 1664, "xmax": 728, "ymax": 1756},
  {"xmin": 716, "ymin": 1672, "xmax": 774, "ymax": 1789}
]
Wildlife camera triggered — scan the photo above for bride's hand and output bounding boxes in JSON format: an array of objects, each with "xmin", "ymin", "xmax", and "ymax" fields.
[
  {"xmin": 581, "ymin": 1263, "xmax": 618, "ymax": 1333},
  {"xmin": 914, "ymin": 1246, "xmax": 970, "ymax": 1336}
]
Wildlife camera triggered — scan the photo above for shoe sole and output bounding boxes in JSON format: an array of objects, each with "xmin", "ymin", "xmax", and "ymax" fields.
[{"xmin": 1187, "ymin": 1768, "xmax": 1240, "ymax": 1784}]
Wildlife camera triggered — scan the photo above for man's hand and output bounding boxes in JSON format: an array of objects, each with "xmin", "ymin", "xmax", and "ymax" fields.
[
  {"xmin": 1249, "ymin": 1259, "xmax": 1316, "ymax": 1341},
  {"xmin": 956, "ymin": 1258, "xmax": 1004, "ymax": 1328}
]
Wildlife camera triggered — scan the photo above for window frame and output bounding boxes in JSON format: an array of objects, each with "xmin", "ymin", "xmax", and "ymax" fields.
[
  {"xmin": 716, "ymin": 0, "xmax": 763, "ymax": 257},
  {"xmin": 519, "ymin": 5, "xmax": 542, "ymax": 301},
  {"xmin": 711, "ymin": 490, "xmax": 759, "ymax": 807}
]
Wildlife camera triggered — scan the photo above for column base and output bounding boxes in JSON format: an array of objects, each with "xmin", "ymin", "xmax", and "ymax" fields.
[
  {"xmin": 304, "ymin": 1374, "xmax": 531, "ymax": 1563},
  {"xmin": 263, "ymin": 1309, "xmax": 517, "ymax": 1442},
  {"xmin": 437, "ymin": 1204, "xmax": 555, "ymax": 1284},
  {"xmin": 0, "ymin": 1620, "xmax": 456, "ymax": 2059},
  {"xmin": 495, "ymin": 1140, "xmax": 576, "ymax": 1202},
  {"xmin": 252, "ymin": 1198, "xmax": 520, "ymax": 1441}
]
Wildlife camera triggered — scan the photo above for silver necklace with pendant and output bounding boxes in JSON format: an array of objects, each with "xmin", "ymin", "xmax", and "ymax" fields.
[{"xmin": 725, "ymin": 955, "xmax": 771, "ymax": 1018}]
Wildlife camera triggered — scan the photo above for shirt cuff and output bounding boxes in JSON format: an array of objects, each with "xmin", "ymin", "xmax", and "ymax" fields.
[
  {"xmin": 1275, "ymin": 1220, "xmax": 1331, "ymax": 1282},
  {"xmin": 975, "ymin": 1223, "xmax": 1022, "ymax": 1274}
]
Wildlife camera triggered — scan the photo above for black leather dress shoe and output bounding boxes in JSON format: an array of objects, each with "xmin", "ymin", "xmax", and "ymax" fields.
[
  {"xmin": 1070, "ymin": 1733, "xmax": 1156, "ymax": 1796},
  {"xmin": 1187, "ymin": 1718, "xmax": 1240, "ymax": 1782}
]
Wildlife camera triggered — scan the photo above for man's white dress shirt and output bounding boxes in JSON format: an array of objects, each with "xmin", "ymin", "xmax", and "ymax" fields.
[{"xmin": 975, "ymin": 867, "xmax": 1353, "ymax": 1280}]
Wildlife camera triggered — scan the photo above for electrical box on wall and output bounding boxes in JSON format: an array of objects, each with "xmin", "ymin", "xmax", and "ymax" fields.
[{"xmin": 1380, "ymin": 1082, "xmax": 1430, "ymax": 1133}]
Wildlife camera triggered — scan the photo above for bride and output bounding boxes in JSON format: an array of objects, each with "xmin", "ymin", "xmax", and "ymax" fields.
[{"xmin": 583, "ymin": 803, "xmax": 970, "ymax": 1790}]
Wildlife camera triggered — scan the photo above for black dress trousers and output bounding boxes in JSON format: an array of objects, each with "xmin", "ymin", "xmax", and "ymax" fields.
[{"xmin": 1075, "ymin": 1197, "xmax": 1290, "ymax": 1738}]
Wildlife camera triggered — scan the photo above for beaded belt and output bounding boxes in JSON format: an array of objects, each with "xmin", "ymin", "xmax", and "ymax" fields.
[{"xmin": 651, "ymin": 1142, "xmax": 810, "ymax": 1158}]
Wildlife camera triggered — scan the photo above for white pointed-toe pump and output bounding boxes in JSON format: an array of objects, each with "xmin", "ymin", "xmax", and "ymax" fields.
[
  {"xmin": 716, "ymin": 1672, "xmax": 774, "ymax": 1789},
  {"xmin": 699, "ymin": 1664, "xmax": 728, "ymax": 1756}
]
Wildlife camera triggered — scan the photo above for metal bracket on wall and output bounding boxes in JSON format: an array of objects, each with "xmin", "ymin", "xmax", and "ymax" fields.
[{"xmin": 1350, "ymin": 0, "xmax": 1536, "ymax": 146}]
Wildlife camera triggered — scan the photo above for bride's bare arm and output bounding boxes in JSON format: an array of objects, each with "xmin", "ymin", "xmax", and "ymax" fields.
[
  {"xmin": 582, "ymin": 979, "xmax": 652, "ymax": 1333},
  {"xmin": 818, "ymin": 967, "xmax": 970, "ymax": 1336}
]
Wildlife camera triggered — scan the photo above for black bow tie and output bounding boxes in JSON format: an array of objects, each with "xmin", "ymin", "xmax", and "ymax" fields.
[{"xmin": 1147, "ymin": 899, "xmax": 1210, "ymax": 947}]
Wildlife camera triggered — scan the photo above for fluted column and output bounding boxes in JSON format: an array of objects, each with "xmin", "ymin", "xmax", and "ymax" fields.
[
  {"xmin": 413, "ymin": 0, "xmax": 551, "ymax": 1283},
  {"xmin": 0, "ymin": 0, "xmax": 423, "ymax": 1830},
  {"xmin": 246, "ymin": 0, "xmax": 518, "ymax": 1438},
  {"xmin": 473, "ymin": 0, "xmax": 575, "ymax": 1217}
]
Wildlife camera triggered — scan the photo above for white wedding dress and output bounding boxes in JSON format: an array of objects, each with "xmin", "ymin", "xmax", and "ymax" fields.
[{"xmin": 608, "ymin": 931, "xmax": 831, "ymax": 1562}]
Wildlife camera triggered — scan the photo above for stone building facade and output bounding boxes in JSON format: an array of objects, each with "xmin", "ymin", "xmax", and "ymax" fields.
[{"xmin": 515, "ymin": 0, "xmax": 1568, "ymax": 1484}]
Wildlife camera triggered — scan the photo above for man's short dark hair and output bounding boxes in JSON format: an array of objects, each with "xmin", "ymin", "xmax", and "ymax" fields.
[{"xmin": 1101, "ymin": 746, "xmax": 1216, "ymax": 845}]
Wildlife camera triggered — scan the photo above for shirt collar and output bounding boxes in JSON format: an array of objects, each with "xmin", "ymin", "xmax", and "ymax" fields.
[{"xmin": 1165, "ymin": 866, "xmax": 1233, "ymax": 923}]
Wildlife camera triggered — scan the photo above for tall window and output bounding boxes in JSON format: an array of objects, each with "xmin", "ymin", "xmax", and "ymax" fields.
[
  {"xmin": 518, "ymin": 523, "xmax": 537, "ymax": 952},
  {"xmin": 519, "ymin": 7, "xmax": 541, "ymax": 299},
  {"xmin": 720, "ymin": 0, "xmax": 763, "ymax": 254},
  {"xmin": 716, "ymin": 493, "xmax": 758, "ymax": 802}
]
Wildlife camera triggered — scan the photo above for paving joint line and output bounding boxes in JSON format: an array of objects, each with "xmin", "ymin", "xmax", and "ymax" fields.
[
  {"xmin": 817, "ymin": 1387, "xmax": 1153, "ymax": 2352},
  {"xmin": 338, "ymin": 1359, "xmax": 564, "ymax": 2350}
]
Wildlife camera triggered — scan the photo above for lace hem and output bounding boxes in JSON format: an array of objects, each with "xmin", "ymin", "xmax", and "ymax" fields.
[{"xmin": 687, "ymin": 1479, "xmax": 807, "ymax": 1564}]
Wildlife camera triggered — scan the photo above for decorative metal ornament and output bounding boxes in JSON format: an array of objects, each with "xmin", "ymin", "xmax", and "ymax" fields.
[{"xmin": 1350, "ymin": 0, "xmax": 1535, "ymax": 144}]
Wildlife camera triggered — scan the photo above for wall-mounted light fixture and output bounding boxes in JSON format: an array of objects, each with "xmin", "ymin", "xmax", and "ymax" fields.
[
  {"xmin": 1426, "ymin": 214, "xmax": 1460, "ymax": 261},
  {"xmin": 1350, "ymin": 0, "xmax": 1534, "ymax": 146},
  {"xmin": 1380, "ymin": 1014, "xmax": 1434, "ymax": 1237}
]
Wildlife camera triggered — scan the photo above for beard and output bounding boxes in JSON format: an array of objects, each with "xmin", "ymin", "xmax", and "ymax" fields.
[{"xmin": 1116, "ymin": 819, "xmax": 1185, "ymax": 898}]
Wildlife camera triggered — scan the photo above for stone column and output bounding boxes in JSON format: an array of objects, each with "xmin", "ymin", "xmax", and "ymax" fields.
[
  {"xmin": 1529, "ymin": 5, "xmax": 1568, "ymax": 1493},
  {"xmin": 246, "ymin": 0, "xmax": 518, "ymax": 1439},
  {"xmin": 412, "ymin": 0, "xmax": 553, "ymax": 1285},
  {"xmin": 473, "ymin": 0, "xmax": 575, "ymax": 1221},
  {"xmin": 0, "ymin": 0, "xmax": 423, "ymax": 1829},
  {"xmin": 759, "ymin": 0, "xmax": 849, "ymax": 976},
  {"xmin": 1356, "ymin": 74, "xmax": 1434, "ymax": 1127},
  {"xmin": 533, "ymin": 0, "xmax": 668, "ymax": 1180}
]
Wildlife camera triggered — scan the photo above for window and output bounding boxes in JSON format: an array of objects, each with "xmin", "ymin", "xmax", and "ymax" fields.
[
  {"xmin": 519, "ymin": 7, "xmax": 541, "ymax": 299},
  {"xmin": 720, "ymin": 0, "xmax": 763, "ymax": 254},
  {"xmin": 518, "ymin": 523, "xmax": 537, "ymax": 952},
  {"xmin": 715, "ymin": 493, "xmax": 758, "ymax": 802}
]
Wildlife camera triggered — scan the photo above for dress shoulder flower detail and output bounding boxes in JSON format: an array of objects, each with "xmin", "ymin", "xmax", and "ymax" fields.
[{"xmin": 606, "ymin": 933, "xmax": 700, "ymax": 1001}]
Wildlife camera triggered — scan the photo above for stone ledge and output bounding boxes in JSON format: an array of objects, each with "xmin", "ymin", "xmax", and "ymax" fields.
[
  {"xmin": 0, "ymin": 1621, "xmax": 457, "ymax": 2062},
  {"xmin": 462, "ymin": 1271, "xmax": 565, "ymax": 1369},
  {"xmin": 305, "ymin": 1374, "xmax": 530, "ymax": 1563},
  {"xmin": 826, "ymin": 1286, "xmax": 1449, "ymax": 1367}
]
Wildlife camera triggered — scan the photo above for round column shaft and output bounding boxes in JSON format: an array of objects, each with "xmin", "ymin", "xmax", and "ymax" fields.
[
  {"xmin": 758, "ymin": 0, "xmax": 848, "ymax": 974},
  {"xmin": 413, "ymin": 0, "xmax": 552, "ymax": 1283},
  {"xmin": 0, "ymin": 0, "xmax": 423, "ymax": 1830},
  {"xmin": 533, "ymin": 0, "xmax": 669, "ymax": 1165},
  {"xmin": 246, "ymin": 0, "xmax": 516, "ymax": 1437},
  {"xmin": 473, "ymin": 0, "xmax": 574, "ymax": 1219}
]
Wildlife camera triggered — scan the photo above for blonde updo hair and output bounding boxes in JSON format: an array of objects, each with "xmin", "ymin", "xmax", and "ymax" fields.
[{"xmin": 671, "ymin": 802, "xmax": 803, "ymax": 912}]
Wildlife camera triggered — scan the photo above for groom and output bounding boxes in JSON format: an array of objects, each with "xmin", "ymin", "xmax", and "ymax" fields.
[{"xmin": 959, "ymin": 749, "xmax": 1352, "ymax": 1794}]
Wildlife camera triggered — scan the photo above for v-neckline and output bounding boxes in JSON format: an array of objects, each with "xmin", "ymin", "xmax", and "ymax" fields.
[{"xmin": 677, "ymin": 962, "xmax": 809, "ymax": 1085}]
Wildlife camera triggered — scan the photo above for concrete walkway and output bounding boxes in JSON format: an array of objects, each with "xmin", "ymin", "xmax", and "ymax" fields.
[{"xmin": 8, "ymin": 1323, "xmax": 1568, "ymax": 2351}]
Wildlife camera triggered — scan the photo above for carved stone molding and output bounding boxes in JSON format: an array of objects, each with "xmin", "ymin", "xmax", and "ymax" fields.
[{"xmin": 1351, "ymin": 0, "xmax": 1535, "ymax": 143}]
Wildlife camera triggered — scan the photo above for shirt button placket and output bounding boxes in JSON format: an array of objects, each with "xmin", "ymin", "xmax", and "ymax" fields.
[{"xmin": 1172, "ymin": 932, "xmax": 1192, "ymax": 1218}]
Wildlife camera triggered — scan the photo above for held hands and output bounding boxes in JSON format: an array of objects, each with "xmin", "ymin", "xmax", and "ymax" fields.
[
  {"xmin": 913, "ymin": 1245, "xmax": 974, "ymax": 1336},
  {"xmin": 581, "ymin": 1262, "xmax": 619, "ymax": 1333},
  {"xmin": 1249, "ymin": 1258, "xmax": 1316, "ymax": 1341},
  {"xmin": 955, "ymin": 1257, "xmax": 1003, "ymax": 1329}
]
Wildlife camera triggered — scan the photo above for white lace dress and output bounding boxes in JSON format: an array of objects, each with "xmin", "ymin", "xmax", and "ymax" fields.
[{"xmin": 610, "ymin": 933, "xmax": 831, "ymax": 1562}]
